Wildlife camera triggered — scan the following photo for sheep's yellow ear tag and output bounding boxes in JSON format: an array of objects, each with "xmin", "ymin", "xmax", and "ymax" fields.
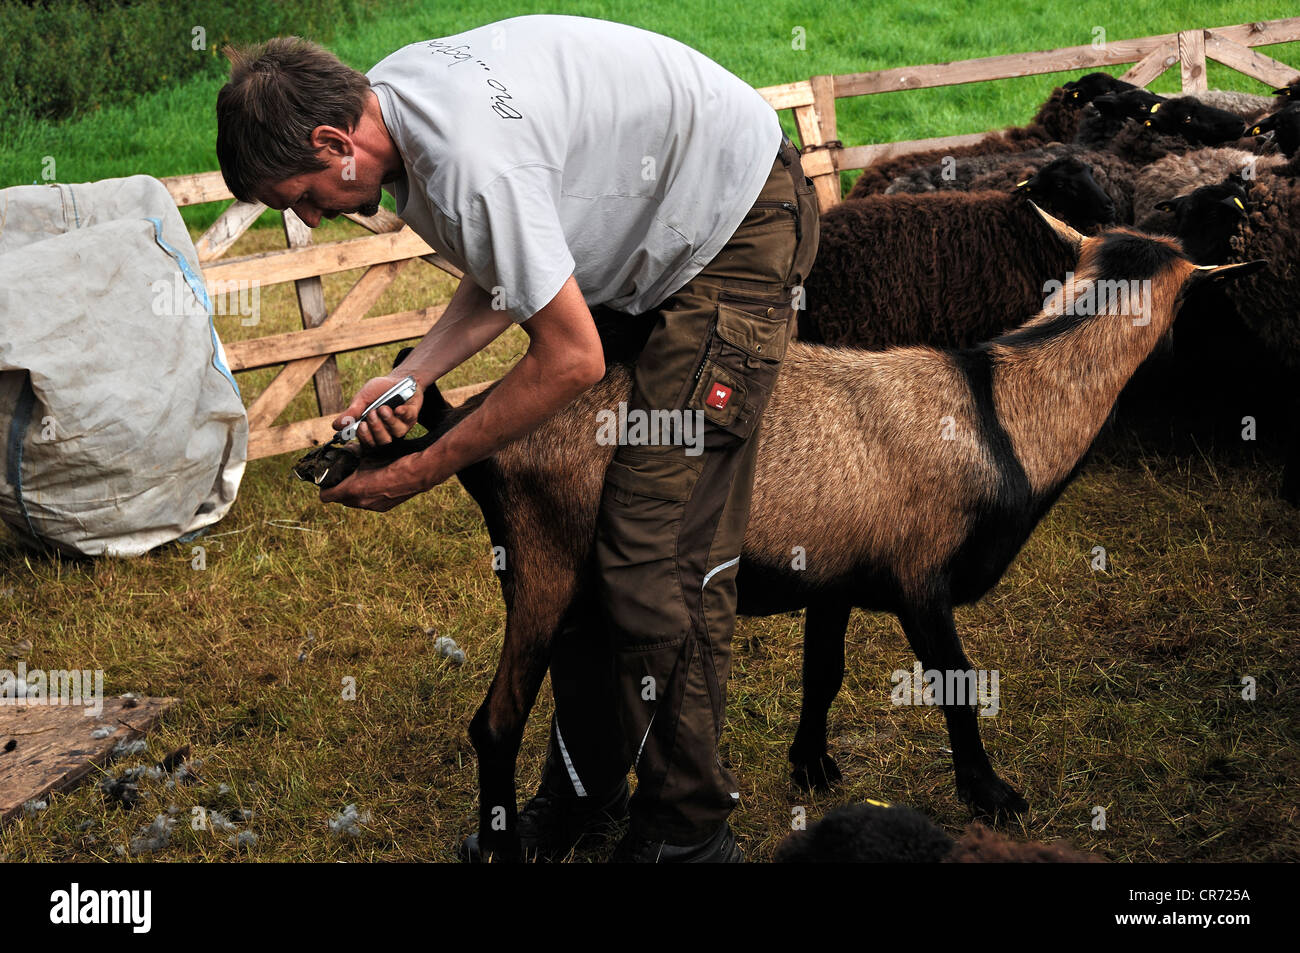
[
  {"xmin": 864, "ymin": 798, "xmax": 892, "ymax": 808},
  {"xmin": 1149, "ymin": 102, "xmax": 1161, "ymax": 113},
  {"xmin": 1251, "ymin": 125, "xmax": 1262, "ymax": 135},
  {"xmin": 1232, "ymin": 197, "xmax": 1245, "ymax": 210}
]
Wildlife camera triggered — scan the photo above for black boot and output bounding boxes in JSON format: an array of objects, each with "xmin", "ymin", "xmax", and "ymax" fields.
[
  {"xmin": 611, "ymin": 822, "xmax": 744, "ymax": 863},
  {"xmin": 459, "ymin": 779, "xmax": 630, "ymax": 862}
]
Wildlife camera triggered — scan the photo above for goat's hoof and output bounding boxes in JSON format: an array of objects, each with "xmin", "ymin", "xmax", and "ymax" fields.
[
  {"xmin": 290, "ymin": 444, "xmax": 360, "ymax": 490},
  {"xmin": 458, "ymin": 831, "xmax": 523, "ymax": 863},
  {"xmin": 959, "ymin": 775, "xmax": 1029, "ymax": 823},
  {"xmin": 790, "ymin": 753, "xmax": 842, "ymax": 791}
]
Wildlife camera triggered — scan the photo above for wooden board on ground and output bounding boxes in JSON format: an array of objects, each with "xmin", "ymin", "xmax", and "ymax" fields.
[{"xmin": 0, "ymin": 696, "xmax": 178, "ymax": 824}]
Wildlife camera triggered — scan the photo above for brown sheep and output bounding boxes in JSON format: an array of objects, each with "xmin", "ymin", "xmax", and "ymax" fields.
[{"xmin": 797, "ymin": 190, "xmax": 1078, "ymax": 349}]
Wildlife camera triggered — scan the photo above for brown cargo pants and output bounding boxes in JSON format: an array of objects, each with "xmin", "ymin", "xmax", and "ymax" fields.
[{"xmin": 540, "ymin": 137, "xmax": 820, "ymax": 845}]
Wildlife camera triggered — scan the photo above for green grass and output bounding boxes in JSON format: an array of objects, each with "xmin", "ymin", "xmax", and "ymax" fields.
[
  {"xmin": 3, "ymin": 218, "xmax": 1299, "ymax": 862},
  {"xmin": 3, "ymin": 1, "xmax": 1299, "ymax": 863},
  {"xmin": 3, "ymin": 0, "xmax": 1297, "ymax": 227}
]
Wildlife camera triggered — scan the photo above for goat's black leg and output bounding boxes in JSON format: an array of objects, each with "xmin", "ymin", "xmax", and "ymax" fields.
[
  {"xmin": 466, "ymin": 623, "xmax": 554, "ymax": 863},
  {"xmin": 1281, "ymin": 403, "xmax": 1300, "ymax": 506},
  {"xmin": 789, "ymin": 600, "xmax": 851, "ymax": 790},
  {"xmin": 898, "ymin": 600, "xmax": 1027, "ymax": 821}
]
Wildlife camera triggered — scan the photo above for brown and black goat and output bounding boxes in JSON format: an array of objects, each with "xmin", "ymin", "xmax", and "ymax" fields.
[{"xmin": 303, "ymin": 210, "xmax": 1262, "ymax": 861}]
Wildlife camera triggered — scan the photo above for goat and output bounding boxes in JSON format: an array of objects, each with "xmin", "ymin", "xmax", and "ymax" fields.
[{"xmin": 299, "ymin": 211, "xmax": 1262, "ymax": 860}]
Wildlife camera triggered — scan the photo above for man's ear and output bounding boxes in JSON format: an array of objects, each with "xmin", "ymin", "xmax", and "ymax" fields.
[{"xmin": 309, "ymin": 124, "xmax": 353, "ymax": 156}]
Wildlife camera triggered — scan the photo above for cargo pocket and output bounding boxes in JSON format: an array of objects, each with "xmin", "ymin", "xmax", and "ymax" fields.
[
  {"xmin": 687, "ymin": 296, "xmax": 792, "ymax": 441},
  {"xmin": 604, "ymin": 445, "xmax": 704, "ymax": 502}
]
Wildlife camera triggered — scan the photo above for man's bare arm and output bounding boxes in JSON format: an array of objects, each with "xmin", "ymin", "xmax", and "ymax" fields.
[
  {"xmin": 320, "ymin": 275, "xmax": 605, "ymax": 510},
  {"xmin": 334, "ymin": 276, "xmax": 515, "ymax": 448}
]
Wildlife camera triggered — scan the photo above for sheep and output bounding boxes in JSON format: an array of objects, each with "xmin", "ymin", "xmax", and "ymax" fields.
[
  {"xmin": 1132, "ymin": 146, "xmax": 1286, "ymax": 232},
  {"xmin": 886, "ymin": 147, "xmax": 1137, "ymax": 224},
  {"xmin": 1273, "ymin": 76, "xmax": 1300, "ymax": 106},
  {"xmin": 1161, "ymin": 173, "xmax": 1300, "ymax": 503},
  {"xmin": 845, "ymin": 77, "xmax": 1121, "ymax": 200},
  {"xmin": 299, "ymin": 210, "xmax": 1262, "ymax": 860},
  {"xmin": 1182, "ymin": 89, "xmax": 1277, "ymax": 122},
  {"xmin": 1072, "ymin": 91, "xmax": 1250, "ymax": 164},
  {"xmin": 797, "ymin": 189, "xmax": 1092, "ymax": 349},
  {"xmin": 1072, "ymin": 88, "xmax": 1166, "ymax": 148},
  {"xmin": 773, "ymin": 801, "xmax": 1103, "ymax": 862},
  {"xmin": 1249, "ymin": 103, "xmax": 1300, "ymax": 168}
]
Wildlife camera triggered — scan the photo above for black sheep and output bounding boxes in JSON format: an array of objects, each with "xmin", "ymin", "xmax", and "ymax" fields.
[
  {"xmin": 1162, "ymin": 173, "xmax": 1300, "ymax": 504},
  {"xmin": 799, "ymin": 190, "xmax": 1082, "ymax": 349},
  {"xmin": 846, "ymin": 79, "xmax": 1111, "ymax": 199},
  {"xmin": 774, "ymin": 801, "xmax": 1103, "ymax": 863},
  {"xmin": 886, "ymin": 146, "xmax": 1136, "ymax": 224}
]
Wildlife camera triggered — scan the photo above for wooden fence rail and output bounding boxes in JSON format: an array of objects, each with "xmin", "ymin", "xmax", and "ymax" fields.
[{"xmin": 163, "ymin": 16, "xmax": 1299, "ymax": 461}]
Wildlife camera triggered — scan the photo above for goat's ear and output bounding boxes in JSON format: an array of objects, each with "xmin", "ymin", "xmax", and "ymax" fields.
[
  {"xmin": 1029, "ymin": 201, "xmax": 1084, "ymax": 254},
  {"xmin": 1191, "ymin": 259, "xmax": 1268, "ymax": 285}
]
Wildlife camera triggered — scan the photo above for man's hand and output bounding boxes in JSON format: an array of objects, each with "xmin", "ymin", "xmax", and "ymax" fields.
[
  {"xmin": 333, "ymin": 374, "xmax": 425, "ymax": 448},
  {"xmin": 319, "ymin": 447, "xmax": 448, "ymax": 511}
]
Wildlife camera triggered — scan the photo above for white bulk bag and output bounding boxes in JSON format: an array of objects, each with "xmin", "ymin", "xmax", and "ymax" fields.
[{"xmin": 0, "ymin": 175, "xmax": 246, "ymax": 556}]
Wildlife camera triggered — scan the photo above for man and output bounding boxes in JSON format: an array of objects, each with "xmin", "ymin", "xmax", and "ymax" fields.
[{"xmin": 216, "ymin": 14, "xmax": 818, "ymax": 863}]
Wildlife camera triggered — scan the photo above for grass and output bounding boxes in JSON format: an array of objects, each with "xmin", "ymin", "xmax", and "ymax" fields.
[
  {"xmin": 3, "ymin": 1, "xmax": 1299, "ymax": 862},
  {"xmin": 3, "ymin": 215, "xmax": 1299, "ymax": 862}
]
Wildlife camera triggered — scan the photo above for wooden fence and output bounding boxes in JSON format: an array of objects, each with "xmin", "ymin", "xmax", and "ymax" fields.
[{"xmin": 163, "ymin": 16, "xmax": 1300, "ymax": 460}]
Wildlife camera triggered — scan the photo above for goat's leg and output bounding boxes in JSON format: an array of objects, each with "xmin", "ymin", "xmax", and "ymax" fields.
[
  {"xmin": 898, "ymin": 601, "xmax": 1027, "ymax": 821},
  {"xmin": 465, "ymin": 622, "xmax": 554, "ymax": 863},
  {"xmin": 789, "ymin": 600, "xmax": 851, "ymax": 790},
  {"xmin": 1281, "ymin": 399, "xmax": 1300, "ymax": 506}
]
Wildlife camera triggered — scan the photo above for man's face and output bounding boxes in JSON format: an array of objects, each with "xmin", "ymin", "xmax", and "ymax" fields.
[{"xmin": 257, "ymin": 148, "xmax": 384, "ymax": 227}]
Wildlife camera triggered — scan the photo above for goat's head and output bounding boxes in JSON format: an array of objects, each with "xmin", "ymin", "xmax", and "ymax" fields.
[{"xmin": 1027, "ymin": 204, "xmax": 1264, "ymax": 336}]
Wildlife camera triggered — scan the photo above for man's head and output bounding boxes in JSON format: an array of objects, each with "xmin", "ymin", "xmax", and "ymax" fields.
[{"xmin": 216, "ymin": 37, "xmax": 393, "ymax": 226}]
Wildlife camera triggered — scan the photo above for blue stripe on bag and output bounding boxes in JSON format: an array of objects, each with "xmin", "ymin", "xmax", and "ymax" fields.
[{"xmin": 146, "ymin": 216, "xmax": 240, "ymax": 396}]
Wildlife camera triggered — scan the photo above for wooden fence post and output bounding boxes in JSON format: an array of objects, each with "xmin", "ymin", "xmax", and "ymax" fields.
[{"xmin": 1179, "ymin": 29, "xmax": 1209, "ymax": 91}]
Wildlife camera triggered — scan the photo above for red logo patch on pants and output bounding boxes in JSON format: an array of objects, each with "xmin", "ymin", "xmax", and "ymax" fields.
[{"xmin": 706, "ymin": 382, "xmax": 732, "ymax": 410}]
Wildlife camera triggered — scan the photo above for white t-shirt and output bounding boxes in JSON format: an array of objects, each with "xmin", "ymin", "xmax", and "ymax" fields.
[{"xmin": 367, "ymin": 15, "xmax": 782, "ymax": 321}]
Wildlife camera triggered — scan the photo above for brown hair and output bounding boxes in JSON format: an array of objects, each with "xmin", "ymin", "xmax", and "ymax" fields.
[{"xmin": 215, "ymin": 37, "xmax": 371, "ymax": 202}]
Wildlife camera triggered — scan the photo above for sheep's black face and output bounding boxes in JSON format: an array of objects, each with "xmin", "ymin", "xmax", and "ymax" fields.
[
  {"xmin": 1161, "ymin": 178, "xmax": 1252, "ymax": 265},
  {"xmin": 1019, "ymin": 157, "xmax": 1116, "ymax": 231},
  {"xmin": 1063, "ymin": 72, "xmax": 1138, "ymax": 106},
  {"xmin": 1147, "ymin": 98, "xmax": 1247, "ymax": 145},
  {"xmin": 1092, "ymin": 89, "xmax": 1164, "ymax": 121},
  {"xmin": 1250, "ymin": 104, "xmax": 1300, "ymax": 159}
]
